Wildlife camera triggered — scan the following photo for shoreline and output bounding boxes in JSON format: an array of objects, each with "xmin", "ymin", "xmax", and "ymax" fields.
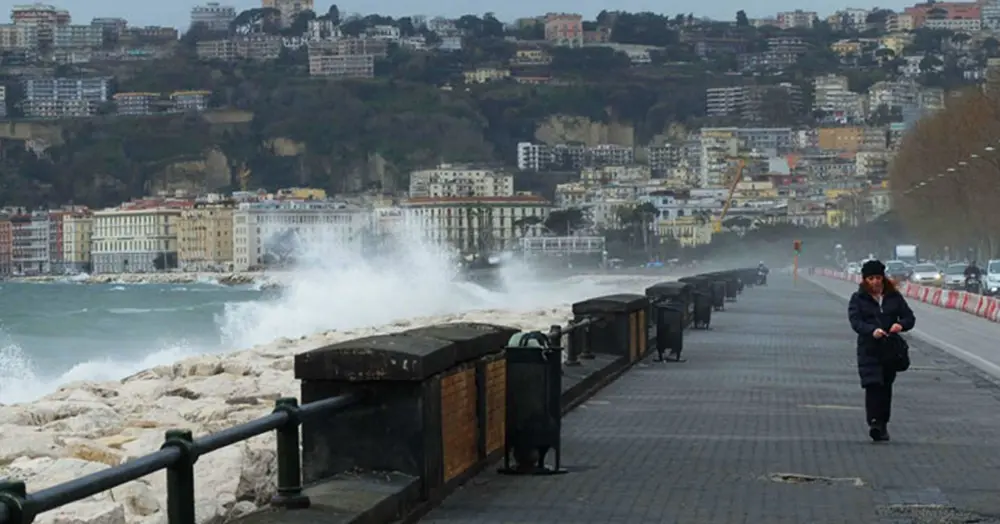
[
  {"xmin": 0, "ymin": 305, "xmax": 574, "ymax": 524},
  {"xmin": 6, "ymin": 271, "xmax": 273, "ymax": 286}
]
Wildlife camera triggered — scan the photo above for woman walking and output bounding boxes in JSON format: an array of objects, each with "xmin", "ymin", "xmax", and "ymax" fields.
[{"xmin": 848, "ymin": 259, "xmax": 916, "ymax": 442}]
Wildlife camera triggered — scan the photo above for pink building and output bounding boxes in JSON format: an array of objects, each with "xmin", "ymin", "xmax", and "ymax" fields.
[{"xmin": 544, "ymin": 13, "xmax": 583, "ymax": 47}]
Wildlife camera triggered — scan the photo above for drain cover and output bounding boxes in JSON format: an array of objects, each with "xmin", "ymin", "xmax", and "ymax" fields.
[{"xmin": 766, "ymin": 472, "xmax": 865, "ymax": 487}]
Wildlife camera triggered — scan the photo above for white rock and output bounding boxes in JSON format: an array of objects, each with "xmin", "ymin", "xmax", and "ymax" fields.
[
  {"xmin": 35, "ymin": 500, "xmax": 126, "ymax": 524},
  {"xmin": 0, "ymin": 305, "xmax": 587, "ymax": 524}
]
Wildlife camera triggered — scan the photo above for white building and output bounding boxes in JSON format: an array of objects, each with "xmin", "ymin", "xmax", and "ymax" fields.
[
  {"xmin": 408, "ymin": 165, "xmax": 514, "ymax": 198},
  {"xmin": 232, "ymin": 200, "xmax": 370, "ymax": 271},
  {"xmin": 402, "ymin": 196, "xmax": 551, "ymax": 253},
  {"xmin": 91, "ymin": 205, "xmax": 184, "ymax": 274},
  {"xmin": 190, "ymin": 2, "xmax": 236, "ymax": 31}
]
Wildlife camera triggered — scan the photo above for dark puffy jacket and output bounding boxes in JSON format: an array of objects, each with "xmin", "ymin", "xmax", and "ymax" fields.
[{"xmin": 848, "ymin": 287, "xmax": 916, "ymax": 387}]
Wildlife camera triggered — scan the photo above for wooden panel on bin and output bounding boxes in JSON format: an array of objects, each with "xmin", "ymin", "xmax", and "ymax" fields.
[
  {"xmin": 628, "ymin": 312, "xmax": 638, "ymax": 361},
  {"xmin": 441, "ymin": 368, "xmax": 478, "ymax": 482},
  {"xmin": 637, "ymin": 309, "xmax": 646, "ymax": 356},
  {"xmin": 484, "ymin": 359, "xmax": 506, "ymax": 455}
]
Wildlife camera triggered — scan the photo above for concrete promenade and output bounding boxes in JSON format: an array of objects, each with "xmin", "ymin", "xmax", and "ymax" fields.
[{"xmin": 419, "ymin": 276, "xmax": 1000, "ymax": 524}]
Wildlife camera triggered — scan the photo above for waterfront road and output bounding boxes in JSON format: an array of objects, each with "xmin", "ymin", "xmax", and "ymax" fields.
[{"xmin": 419, "ymin": 276, "xmax": 1000, "ymax": 524}]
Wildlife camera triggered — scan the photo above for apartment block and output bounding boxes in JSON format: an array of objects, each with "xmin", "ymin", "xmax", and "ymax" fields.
[
  {"xmin": 232, "ymin": 200, "xmax": 370, "ymax": 271},
  {"xmin": 190, "ymin": 2, "xmax": 236, "ymax": 31},
  {"xmin": 91, "ymin": 204, "xmax": 187, "ymax": 274},
  {"xmin": 177, "ymin": 201, "xmax": 234, "ymax": 270},
  {"xmin": 402, "ymin": 196, "xmax": 552, "ymax": 253},
  {"xmin": 53, "ymin": 24, "xmax": 103, "ymax": 48},
  {"xmin": 308, "ymin": 53, "xmax": 375, "ymax": 78},
  {"xmin": 10, "ymin": 211, "xmax": 50, "ymax": 274},
  {"xmin": 62, "ymin": 212, "xmax": 93, "ymax": 273},
  {"xmin": 21, "ymin": 76, "xmax": 111, "ymax": 118},
  {"xmin": 196, "ymin": 35, "xmax": 281, "ymax": 61},
  {"xmin": 544, "ymin": 13, "xmax": 584, "ymax": 47},
  {"xmin": 262, "ymin": 0, "xmax": 314, "ymax": 28},
  {"xmin": 0, "ymin": 23, "xmax": 38, "ymax": 49},
  {"xmin": 0, "ymin": 218, "xmax": 11, "ymax": 275},
  {"xmin": 409, "ymin": 165, "xmax": 514, "ymax": 198}
]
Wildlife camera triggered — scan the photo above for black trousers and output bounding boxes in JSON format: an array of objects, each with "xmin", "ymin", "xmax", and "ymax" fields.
[{"xmin": 864, "ymin": 369, "xmax": 896, "ymax": 425}]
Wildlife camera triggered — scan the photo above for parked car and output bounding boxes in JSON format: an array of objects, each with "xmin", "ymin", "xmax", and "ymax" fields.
[
  {"xmin": 985, "ymin": 260, "xmax": 1000, "ymax": 297},
  {"xmin": 847, "ymin": 262, "xmax": 860, "ymax": 275},
  {"xmin": 943, "ymin": 263, "xmax": 968, "ymax": 290},
  {"xmin": 909, "ymin": 263, "xmax": 943, "ymax": 286}
]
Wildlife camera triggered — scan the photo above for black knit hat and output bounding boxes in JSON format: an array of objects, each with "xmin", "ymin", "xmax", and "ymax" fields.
[{"xmin": 861, "ymin": 259, "xmax": 886, "ymax": 278}]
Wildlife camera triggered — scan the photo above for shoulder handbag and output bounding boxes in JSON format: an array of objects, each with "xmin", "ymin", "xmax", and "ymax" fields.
[{"xmin": 879, "ymin": 335, "xmax": 911, "ymax": 372}]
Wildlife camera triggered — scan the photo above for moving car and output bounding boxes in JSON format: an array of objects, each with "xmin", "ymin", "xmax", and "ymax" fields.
[
  {"xmin": 942, "ymin": 263, "xmax": 968, "ymax": 290},
  {"xmin": 909, "ymin": 263, "xmax": 943, "ymax": 286},
  {"xmin": 884, "ymin": 260, "xmax": 911, "ymax": 283}
]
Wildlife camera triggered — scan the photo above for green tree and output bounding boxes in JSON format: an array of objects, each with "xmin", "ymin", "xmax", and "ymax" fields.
[{"xmin": 736, "ymin": 10, "xmax": 749, "ymax": 27}]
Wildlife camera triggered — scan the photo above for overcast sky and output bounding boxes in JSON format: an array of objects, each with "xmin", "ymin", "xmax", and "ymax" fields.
[{"xmin": 0, "ymin": 1, "xmax": 912, "ymax": 30}]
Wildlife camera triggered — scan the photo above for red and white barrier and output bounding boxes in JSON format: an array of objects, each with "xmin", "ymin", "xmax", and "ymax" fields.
[{"xmin": 813, "ymin": 268, "xmax": 1000, "ymax": 324}]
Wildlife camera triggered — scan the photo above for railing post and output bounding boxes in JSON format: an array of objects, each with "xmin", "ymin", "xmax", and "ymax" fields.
[
  {"xmin": 162, "ymin": 429, "xmax": 197, "ymax": 524},
  {"xmin": 272, "ymin": 397, "xmax": 310, "ymax": 509},
  {"xmin": 0, "ymin": 480, "xmax": 30, "ymax": 524},
  {"xmin": 564, "ymin": 325, "xmax": 581, "ymax": 367},
  {"xmin": 579, "ymin": 322, "xmax": 595, "ymax": 360},
  {"xmin": 548, "ymin": 325, "xmax": 564, "ymax": 374}
]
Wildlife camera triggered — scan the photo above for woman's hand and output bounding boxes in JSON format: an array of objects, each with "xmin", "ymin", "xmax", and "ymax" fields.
[
  {"xmin": 889, "ymin": 323, "xmax": 903, "ymax": 334},
  {"xmin": 873, "ymin": 328, "xmax": 887, "ymax": 338}
]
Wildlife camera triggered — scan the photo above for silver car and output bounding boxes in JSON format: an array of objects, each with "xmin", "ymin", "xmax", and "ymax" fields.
[
  {"xmin": 909, "ymin": 263, "xmax": 943, "ymax": 286},
  {"xmin": 943, "ymin": 263, "xmax": 968, "ymax": 289}
]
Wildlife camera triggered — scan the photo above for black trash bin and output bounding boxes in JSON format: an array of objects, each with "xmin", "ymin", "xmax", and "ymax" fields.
[
  {"xmin": 723, "ymin": 274, "xmax": 739, "ymax": 302},
  {"xmin": 500, "ymin": 331, "xmax": 566, "ymax": 475},
  {"xmin": 654, "ymin": 302, "xmax": 685, "ymax": 362},
  {"xmin": 646, "ymin": 281, "xmax": 693, "ymax": 328},
  {"xmin": 692, "ymin": 290, "xmax": 712, "ymax": 329},
  {"xmin": 710, "ymin": 280, "xmax": 726, "ymax": 311}
]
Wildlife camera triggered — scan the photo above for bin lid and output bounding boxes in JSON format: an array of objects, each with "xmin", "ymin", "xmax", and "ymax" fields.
[
  {"xmin": 645, "ymin": 281, "xmax": 691, "ymax": 299},
  {"xmin": 572, "ymin": 293, "xmax": 648, "ymax": 315},
  {"xmin": 295, "ymin": 323, "xmax": 514, "ymax": 382}
]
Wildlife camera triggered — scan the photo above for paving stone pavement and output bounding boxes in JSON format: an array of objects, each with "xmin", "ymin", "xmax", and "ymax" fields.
[{"xmin": 419, "ymin": 276, "xmax": 1000, "ymax": 524}]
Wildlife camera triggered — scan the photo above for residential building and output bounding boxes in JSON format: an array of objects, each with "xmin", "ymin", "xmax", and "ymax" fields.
[
  {"xmin": 983, "ymin": 0, "xmax": 1000, "ymax": 31},
  {"xmin": 91, "ymin": 204, "xmax": 187, "ymax": 274},
  {"xmin": 814, "ymin": 74, "xmax": 866, "ymax": 123},
  {"xmin": 11, "ymin": 3, "xmax": 70, "ymax": 46},
  {"xmin": 177, "ymin": 201, "xmax": 235, "ymax": 270},
  {"xmin": 0, "ymin": 23, "xmax": 38, "ymax": 49},
  {"xmin": 171, "ymin": 90, "xmax": 211, "ymax": 112},
  {"xmin": 0, "ymin": 86, "xmax": 6, "ymax": 118},
  {"xmin": 0, "ymin": 218, "xmax": 11, "ymax": 275},
  {"xmin": 544, "ymin": 13, "xmax": 583, "ymax": 47},
  {"xmin": 90, "ymin": 17, "xmax": 127, "ymax": 41},
  {"xmin": 52, "ymin": 24, "xmax": 102, "ymax": 48},
  {"xmin": 62, "ymin": 212, "xmax": 93, "ymax": 273},
  {"xmin": 21, "ymin": 76, "xmax": 111, "ymax": 118},
  {"xmin": 777, "ymin": 10, "xmax": 817, "ymax": 29},
  {"xmin": 114, "ymin": 92, "xmax": 159, "ymax": 115},
  {"xmin": 10, "ymin": 211, "xmax": 50, "ymax": 274},
  {"xmin": 463, "ymin": 67, "xmax": 510, "ymax": 84},
  {"xmin": 409, "ymin": 165, "xmax": 514, "ymax": 198},
  {"xmin": 190, "ymin": 2, "xmax": 236, "ymax": 31},
  {"xmin": 307, "ymin": 53, "xmax": 375, "ymax": 78},
  {"xmin": 922, "ymin": 17, "xmax": 981, "ymax": 32},
  {"xmin": 402, "ymin": 196, "xmax": 552, "ymax": 253},
  {"xmin": 232, "ymin": 200, "xmax": 370, "ymax": 271},
  {"xmin": 904, "ymin": 2, "xmax": 980, "ymax": 27}
]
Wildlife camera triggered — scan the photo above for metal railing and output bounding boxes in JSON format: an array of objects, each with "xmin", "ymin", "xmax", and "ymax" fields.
[
  {"xmin": 0, "ymin": 393, "xmax": 363, "ymax": 524},
  {"xmin": 548, "ymin": 316, "xmax": 597, "ymax": 367}
]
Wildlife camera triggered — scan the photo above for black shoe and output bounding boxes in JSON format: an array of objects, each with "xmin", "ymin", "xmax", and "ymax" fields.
[{"xmin": 869, "ymin": 421, "xmax": 888, "ymax": 442}]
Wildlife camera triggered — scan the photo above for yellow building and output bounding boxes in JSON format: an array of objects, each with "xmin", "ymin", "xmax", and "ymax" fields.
[
  {"xmin": 880, "ymin": 33, "xmax": 913, "ymax": 55},
  {"xmin": 656, "ymin": 216, "xmax": 713, "ymax": 247},
  {"xmin": 830, "ymin": 39, "xmax": 862, "ymax": 56},
  {"xmin": 178, "ymin": 202, "xmax": 235, "ymax": 270},
  {"xmin": 62, "ymin": 213, "xmax": 93, "ymax": 273},
  {"xmin": 91, "ymin": 205, "xmax": 184, "ymax": 274},
  {"xmin": 817, "ymin": 126, "xmax": 864, "ymax": 151},
  {"xmin": 463, "ymin": 67, "xmax": 511, "ymax": 84},
  {"xmin": 276, "ymin": 187, "xmax": 326, "ymax": 200}
]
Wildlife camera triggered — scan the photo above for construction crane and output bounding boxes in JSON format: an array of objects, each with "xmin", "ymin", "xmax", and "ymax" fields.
[
  {"xmin": 238, "ymin": 164, "xmax": 251, "ymax": 191},
  {"xmin": 712, "ymin": 158, "xmax": 748, "ymax": 234}
]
